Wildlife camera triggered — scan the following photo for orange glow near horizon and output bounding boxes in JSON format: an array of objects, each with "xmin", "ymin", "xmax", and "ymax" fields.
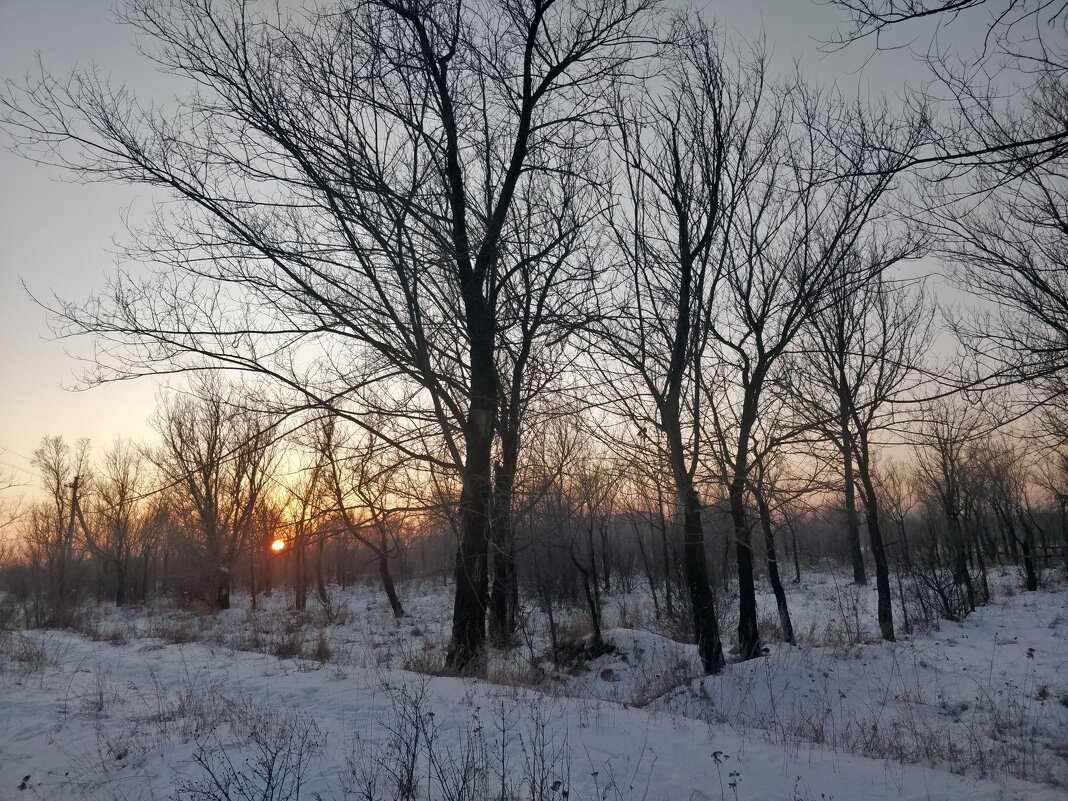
[{"xmin": 270, "ymin": 538, "xmax": 286, "ymax": 553}]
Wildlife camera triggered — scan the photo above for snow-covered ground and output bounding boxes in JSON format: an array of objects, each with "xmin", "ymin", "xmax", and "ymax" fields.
[{"xmin": 1, "ymin": 570, "xmax": 1066, "ymax": 800}]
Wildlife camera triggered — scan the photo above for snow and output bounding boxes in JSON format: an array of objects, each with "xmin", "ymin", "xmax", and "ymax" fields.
[{"xmin": 1, "ymin": 572, "xmax": 1066, "ymax": 800}]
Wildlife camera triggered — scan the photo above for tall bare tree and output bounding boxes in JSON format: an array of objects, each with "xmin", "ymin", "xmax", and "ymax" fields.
[
  {"xmin": 707, "ymin": 86, "xmax": 922, "ymax": 660},
  {"xmin": 318, "ymin": 419, "xmax": 408, "ymax": 619},
  {"xmin": 596, "ymin": 23, "xmax": 776, "ymax": 673},
  {"xmin": 791, "ymin": 263, "xmax": 932, "ymax": 639},
  {"xmin": 76, "ymin": 439, "xmax": 156, "ymax": 606},
  {"xmin": 1, "ymin": 0, "xmax": 657, "ymax": 670},
  {"xmin": 150, "ymin": 380, "xmax": 278, "ymax": 609},
  {"xmin": 26, "ymin": 436, "xmax": 92, "ymax": 624},
  {"xmin": 914, "ymin": 401, "xmax": 982, "ymax": 614}
]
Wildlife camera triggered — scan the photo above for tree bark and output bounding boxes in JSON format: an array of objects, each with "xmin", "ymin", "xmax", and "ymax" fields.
[
  {"xmin": 840, "ymin": 429, "xmax": 867, "ymax": 586},
  {"xmin": 755, "ymin": 486, "xmax": 794, "ymax": 645},
  {"xmin": 446, "ymin": 335, "xmax": 495, "ymax": 669},
  {"xmin": 730, "ymin": 400, "xmax": 762, "ymax": 661},
  {"xmin": 379, "ymin": 533, "xmax": 405, "ymax": 618},
  {"xmin": 489, "ymin": 458, "xmax": 518, "ymax": 645},
  {"xmin": 854, "ymin": 433, "xmax": 895, "ymax": 641},
  {"xmin": 682, "ymin": 487, "xmax": 725, "ymax": 672}
]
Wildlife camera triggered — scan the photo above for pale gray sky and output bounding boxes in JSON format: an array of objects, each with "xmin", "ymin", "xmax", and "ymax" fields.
[{"xmin": 0, "ymin": 0, "xmax": 954, "ymax": 484}]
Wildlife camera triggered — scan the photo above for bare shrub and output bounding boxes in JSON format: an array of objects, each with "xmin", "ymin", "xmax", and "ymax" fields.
[
  {"xmin": 175, "ymin": 703, "xmax": 324, "ymax": 801},
  {"xmin": 343, "ymin": 682, "xmax": 577, "ymax": 801},
  {"xmin": 0, "ymin": 630, "xmax": 60, "ymax": 680}
]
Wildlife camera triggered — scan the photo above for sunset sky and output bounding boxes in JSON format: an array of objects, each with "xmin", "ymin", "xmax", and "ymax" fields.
[{"xmin": 0, "ymin": 0, "xmax": 968, "ymax": 484}]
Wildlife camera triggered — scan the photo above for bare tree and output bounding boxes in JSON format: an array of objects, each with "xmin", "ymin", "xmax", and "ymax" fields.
[
  {"xmin": 827, "ymin": 0, "xmax": 1068, "ymax": 171},
  {"xmin": 318, "ymin": 419, "xmax": 407, "ymax": 619},
  {"xmin": 596, "ymin": 22, "xmax": 776, "ymax": 673},
  {"xmin": 150, "ymin": 379, "xmax": 278, "ymax": 609},
  {"xmin": 707, "ymin": 85, "xmax": 922, "ymax": 660},
  {"xmin": 76, "ymin": 439, "xmax": 156, "ymax": 606},
  {"xmin": 1, "ymin": 0, "xmax": 657, "ymax": 671},
  {"xmin": 913, "ymin": 401, "xmax": 982, "ymax": 615},
  {"xmin": 24, "ymin": 436, "xmax": 92, "ymax": 625},
  {"xmin": 791, "ymin": 263, "xmax": 932, "ymax": 639},
  {"xmin": 828, "ymin": 0, "xmax": 1068, "ymax": 409}
]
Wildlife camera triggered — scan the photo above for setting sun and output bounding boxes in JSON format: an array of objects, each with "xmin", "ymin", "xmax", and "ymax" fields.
[{"xmin": 270, "ymin": 539, "xmax": 285, "ymax": 553}]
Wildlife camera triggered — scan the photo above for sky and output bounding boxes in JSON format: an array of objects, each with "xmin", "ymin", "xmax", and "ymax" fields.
[{"xmin": 0, "ymin": 0, "xmax": 968, "ymax": 489}]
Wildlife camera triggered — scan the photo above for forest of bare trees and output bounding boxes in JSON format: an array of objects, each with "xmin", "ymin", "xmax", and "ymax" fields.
[{"xmin": 1, "ymin": 0, "xmax": 1067, "ymax": 678}]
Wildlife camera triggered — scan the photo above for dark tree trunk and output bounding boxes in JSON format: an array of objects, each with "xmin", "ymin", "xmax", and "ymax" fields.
[
  {"xmin": 729, "ymin": 475, "xmax": 761, "ymax": 660},
  {"xmin": 571, "ymin": 523, "xmax": 604, "ymax": 652},
  {"xmin": 840, "ymin": 430, "xmax": 867, "ymax": 586},
  {"xmin": 216, "ymin": 569, "xmax": 231, "ymax": 611},
  {"xmin": 1017, "ymin": 507, "xmax": 1039, "ymax": 591},
  {"xmin": 447, "ymin": 383, "xmax": 494, "ymax": 670},
  {"xmin": 445, "ymin": 276, "xmax": 497, "ymax": 670},
  {"xmin": 854, "ymin": 435, "xmax": 894, "ymax": 641},
  {"xmin": 658, "ymin": 498, "xmax": 674, "ymax": 618},
  {"xmin": 294, "ymin": 537, "xmax": 307, "ymax": 612},
  {"xmin": 600, "ymin": 524, "xmax": 613, "ymax": 596},
  {"xmin": 632, "ymin": 518, "xmax": 661, "ymax": 621},
  {"xmin": 139, "ymin": 550, "xmax": 150, "ymax": 603},
  {"xmin": 379, "ymin": 538, "xmax": 404, "ymax": 618},
  {"xmin": 249, "ymin": 548, "xmax": 257, "ymax": 611},
  {"xmin": 682, "ymin": 488, "xmax": 725, "ymax": 672},
  {"xmin": 896, "ymin": 516, "xmax": 912, "ymax": 568},
  {"xmin": 1060, "ymin": 498, "xmax": 1068, "ymax": 577},
  {"xmin": 316, "ymin": 533, "xmax": 329, "ymax": 606},
  {"xmin": 755, "ymin": 487, "xmax": 794, "ymax": 645},
  {"xmin": 489, "ymin": 458, "xmax": 517, "ymax": 645},
  {"xmin": 791, "ymin": 522, "xmax": 801, "ymax": 583},
  {"xmin": 728, "ymin": 396, "xmax": 762, "ymax": 661},
  {"xmin": 948, "ymin": 515, "xmax": 975, "ymax": 612}
]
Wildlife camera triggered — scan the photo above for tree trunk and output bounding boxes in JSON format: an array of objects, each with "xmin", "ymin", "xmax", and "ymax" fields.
[
  {"xmin": 791, "ymin": 522, "xmax": 801, "ymax": 583},
  {"xmin": 316, "ymin": 533, "xmax": 329, "ymax": 606},
  {"xmin": 571, "ymin": 525, "xmax": 604, "ymax": 653},
  {"xmin": 729, "ymin": 475, "xmax": 761, "ymax": 660},
  {"xmin": 755, "ymin": 486, "xmax": 794, "ymax": 645},
  {"xmin": 249, "ymin": 548, "xmax": 257, "ymax": 611},
  {"xmin": 446, "ymin": 386, "xmax": 494, "ymax": 670},
  {"xmin": 896, "ymin": 516, "xmax": 912, "ymax": 568},
  {"xmin": 854, "ymin": 435, "xmax": 895, "ymax": 641},
  {"xmin": 216, "ymin": 567, "xmax": 231, "ymax": 611},
  {"xmin": 600, "ymin": 523, "xmax": 613, "ymax": 596},
  {"xmin": 840, "ymin": 430, "xmax": 867, "ymax": 585},
  {"xmin": 1060, "ymin": 498, "xmax": 1068, "ymax": 578},
  {"xmin": 489, "ymin": 459, "xmax": 517, "ymax": 645},
  {"xmin": 633, "ymin": 518, "xmax": 661, "ymax": 621},
  {"xmin": 445, "ymin": 212, "xmax": 500, "ymax": 670},
  {"xmin": 730, "ymin": 397, "xmax": 762, "ymax": 661},
  {"xmin": 294, "ymin": 535, "xmax": 306, "ymax": 612},
  {"xmin": 379, "ymin": 543, "xmax": 404, "ymax": 618},
  {"xmin": 139, "ymin": 550, "xmax": 150, "ymax": 603},
  {"xmin": 114, "ymin": 559, "xmax": 127, "ymax": 607},
  {"xmin": 657, "ymin": 483, "xmax": 674, "ymax": 617},
  {"xmin": 682, "ymin": 487, "xmax": 725, "ymax": 672},
  {"xmin": 1017, "ymin": 506, "xmax": 1039, "ymax": 591},
  {"xmin": 948, "ymin": 514, "xmax": 975, "ymax": 612}
]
